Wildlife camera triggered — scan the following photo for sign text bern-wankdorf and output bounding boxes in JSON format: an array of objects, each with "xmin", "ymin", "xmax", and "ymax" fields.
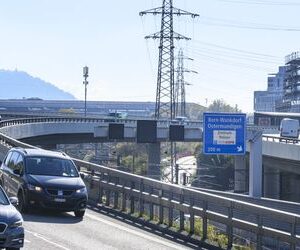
[{"xmin": 203, "ymin": 113, "xmax": 246, "ymax": 155}]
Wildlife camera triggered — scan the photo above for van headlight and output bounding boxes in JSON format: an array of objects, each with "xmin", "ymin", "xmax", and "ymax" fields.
[
  {"xmin": 28, "ymin": 184, "xmax": 42, "ymax": 192},
  {"xmin": 10, "ymin": 220, "xmax": 22, "ymax": 229},
  {"xmin": 76, "ymin": 187, "xmax": 87, "ymax": 194}
]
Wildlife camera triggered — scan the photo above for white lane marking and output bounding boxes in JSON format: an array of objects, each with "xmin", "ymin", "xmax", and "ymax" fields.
[
  {"xmin": 25, "ymin": 229, "xmax": 70, "ymax": 250},
  {"xmin": 86, "ymin": 212, "xmax": 187, "ymax": 250},
  {"xmin": 24, "ymin": 239, "xmax": 31, "ymax": 243}
]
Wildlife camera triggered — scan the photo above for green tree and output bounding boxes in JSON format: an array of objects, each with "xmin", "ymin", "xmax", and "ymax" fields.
[{"xmin": 208, "ymin": 99, "xmax": 241, "ymax": 113}]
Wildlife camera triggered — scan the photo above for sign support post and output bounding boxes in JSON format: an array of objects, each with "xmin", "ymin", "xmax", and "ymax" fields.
[{"xmin": 248, "ymin": 130, "xmax": 263, "ymax": 198}]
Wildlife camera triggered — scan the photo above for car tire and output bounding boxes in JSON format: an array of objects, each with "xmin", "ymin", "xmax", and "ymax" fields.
[
  {"xmin": 6, "ymin": 248, "xmax": 20, "ymax": 250},
  {"xmin": 74, "ymin": 210, "xmax": 85, "ymax": 218},
  {"xmin": 17, "ymin": 192, "xmax": 28, "ymax": 213}
]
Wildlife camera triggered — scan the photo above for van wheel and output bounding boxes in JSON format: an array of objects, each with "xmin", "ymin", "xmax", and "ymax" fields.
[
  {"xmin": 17, "ymin": 192, "xmax": 28, "ymax": 213},
  {"xmin": 74, "ymin": 210, "xmax": 85, "ymax": 218}
]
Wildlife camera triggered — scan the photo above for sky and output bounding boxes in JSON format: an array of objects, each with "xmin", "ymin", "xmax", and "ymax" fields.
[{"xmin": 0, "ymin": 0, "xmax": 300, "ymax": 113}]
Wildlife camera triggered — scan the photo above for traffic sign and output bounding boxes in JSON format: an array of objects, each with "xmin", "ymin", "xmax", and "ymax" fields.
[{"xmin": 203, "ymin": 113, "xmax": 246, "ymax": 155}]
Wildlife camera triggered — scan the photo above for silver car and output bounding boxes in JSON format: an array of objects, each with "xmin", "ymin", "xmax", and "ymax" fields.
[{"xmin": 0, "ymin": 185, "xmax": 24, "ymax": 250}]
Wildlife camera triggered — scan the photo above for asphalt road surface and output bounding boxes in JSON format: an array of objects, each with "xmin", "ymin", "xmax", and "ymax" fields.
[{"xmin": 22, "ymin": 206, "xmax": 196, "ymax": 250}]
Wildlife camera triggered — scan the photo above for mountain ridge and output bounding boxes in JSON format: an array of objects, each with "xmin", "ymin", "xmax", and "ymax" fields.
[{"xmin": 0, "ymin": 70, "xmax": 76, "ymax": 100}]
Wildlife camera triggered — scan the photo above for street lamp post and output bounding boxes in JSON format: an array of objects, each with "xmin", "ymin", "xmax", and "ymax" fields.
[{"xmin": 83, "ymin": 66, "xmax": 89, "ymax": 117}]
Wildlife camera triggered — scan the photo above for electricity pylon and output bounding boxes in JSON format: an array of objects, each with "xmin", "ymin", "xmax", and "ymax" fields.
[
  {"xmin": 175, "ymin": 48, "xmax": 198, "ymax": 117},
  {"xmin": 140, "ymin": 1, "xmax": 198, "ymax": 120}
]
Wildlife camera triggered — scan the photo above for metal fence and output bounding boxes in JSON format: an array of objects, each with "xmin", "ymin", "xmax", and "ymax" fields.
[{"xmin": 75, "ymin": 158, "xmax": 300, "ymax": 250}]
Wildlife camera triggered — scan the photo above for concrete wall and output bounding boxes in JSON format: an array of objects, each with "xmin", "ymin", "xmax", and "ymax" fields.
[{"xmin": 1, "ymin": 122, "xmax": 203, "ymax": 142}]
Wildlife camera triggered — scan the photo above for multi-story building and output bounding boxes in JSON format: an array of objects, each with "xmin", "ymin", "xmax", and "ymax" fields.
[
  {"xmin": 276, "ymin": 52, "xmax": 300, "ymax": 112},
  {"xmin": 254, "ymin": 66, "xmax": 286, "ymax": 112}
]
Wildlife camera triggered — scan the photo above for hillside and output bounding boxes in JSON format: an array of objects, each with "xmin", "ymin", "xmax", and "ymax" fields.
[{"xmin": 0, "ymin": 70, "xmax": 75, "ymax": 100}]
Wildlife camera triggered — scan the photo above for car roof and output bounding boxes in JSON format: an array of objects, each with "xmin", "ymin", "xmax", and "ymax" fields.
[{"xmin": 11, "ymin": 148, "xmax": 71, "ymax": 159}]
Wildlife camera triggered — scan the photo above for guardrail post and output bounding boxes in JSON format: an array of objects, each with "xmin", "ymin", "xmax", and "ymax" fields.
[
  {"xmin": 159, "ymin": 189, "xmax": 164, "ymax": 224},
  {"xmin": 179, "ymin": 191, "xmax": 185, "ymax": 231},
  {"xmin": 105, "ymin": 174, "xmax": 111, "ymax": 206},
  {"xmin": 113, "ymin": 177, "xmax": 119, "ymax": 209},
  {"xmin": 130, "ymin": 181, "xmax": 135, "ymax": 214},
  {"xmin": 149, "ymin": 187, "xmax": 154, "ymax": 221},
  {"xmin": 256, "ymin": 215, "xmax": 263, "ymax": 250},
  {"xmin": 121, "ymin": 179, "xmax": 127, "ymax": 212},
  {"xmin": 189, "ymin": 196, "xmax": 195, "ymax": 235},
  {"xmin": 99, "ymin": 171, "xmax": 104, "ymax": 204},
  {"xmin": 227, "ymin": 203, "xmax": 233, "ymax": 249},
  {"xmin": 139, "ymin": 179, "xmax": 144, "ymax": 217},
  {"xmin": 168, "ymin": 192, "xmax": 173, "ymax": 228},
  {"xmin": 290, "ymin": 220, "xmax": 296, "ymax": 250},
  {"xmin": 202, "ymin": 201, "xmax": 208, "ymax": 241},
  {"xmin": 90, "ymin": 169, "xmax": 95, "ymax": 189}
]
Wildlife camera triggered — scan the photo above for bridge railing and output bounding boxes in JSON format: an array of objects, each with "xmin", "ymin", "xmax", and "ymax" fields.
[
  {"xmin": 263, "ymin": 134, "xmax": 300, "ymax": 144},
  {"xmin": 73, "ymin": 157, "xmax": 300, "ymax": 249},
  {"xmin": 0, "ymin": 117, "xmax": 203, "ymax": 129}
]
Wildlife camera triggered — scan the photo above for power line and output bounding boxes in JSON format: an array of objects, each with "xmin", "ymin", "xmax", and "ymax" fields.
[
  {"xmin": 192, "ymin": 40, "xmax": 281, "ymax": 59},
  {"xmin": 212, "ymin": 0, "xmax": 300, "ymax": 6},
  {"xmin": 187, "ymin": 50, "xmax": 274, "ymax": 72},
  {"xmin": 186, "ymin": 45, "xmax": 280, "ymax": 64},
  {"xmin": 200, "ymin": 16, "xmax": 300, "ymax": 31}
]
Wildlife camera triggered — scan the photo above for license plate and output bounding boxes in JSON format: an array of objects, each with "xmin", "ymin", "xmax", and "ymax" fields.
[{"xmin": 54, "ymin": 198, "xmax": 66, "ymax": 202}]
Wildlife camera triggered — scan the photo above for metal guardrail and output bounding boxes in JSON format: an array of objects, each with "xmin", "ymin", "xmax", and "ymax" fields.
[
  {"xmin": 0, "ymin": 117, "xmax": 203, "ymax": 129},
  {"xmin": 74, "ymin": 158, "xmax": 300, "ymax": 249},
  {"xmin": 263, "ymin": 135, "xmax": 300, "ymax": 144},
  {"xmin": 0, "ymin": 131, "xmax": 299, "ymax": 249}
]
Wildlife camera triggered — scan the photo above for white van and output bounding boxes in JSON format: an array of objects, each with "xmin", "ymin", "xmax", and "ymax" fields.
[{"xmin": 280, "ymin": 118, "xmax": 299, "ymax": 138}]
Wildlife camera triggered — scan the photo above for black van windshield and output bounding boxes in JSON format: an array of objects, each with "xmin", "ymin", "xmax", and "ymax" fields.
[
  {"xmin": 0, "ymin": 187, "xmax": 9, "ymax": 205},
  {"xmin": 25, "ymin": 157, "xmax": 79, "ymax": 177}
]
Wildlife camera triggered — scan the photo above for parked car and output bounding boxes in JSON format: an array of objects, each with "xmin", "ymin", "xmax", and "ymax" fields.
[
  {"xmin": 0, "ymin": 185, "xmax": 24, "ymax": 250},
  {"xmin": 0, "ymin": 148, "xmax": 88, "ymax": 218}
]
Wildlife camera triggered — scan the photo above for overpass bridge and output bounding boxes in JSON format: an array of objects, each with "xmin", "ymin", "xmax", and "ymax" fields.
[
  {"xmin": 0, "ymin": 116, "xmax": 300, "ymax": 249},
  {"xmin": 0, "ymin": 117, "xmax": 299, "ymax": 200}
]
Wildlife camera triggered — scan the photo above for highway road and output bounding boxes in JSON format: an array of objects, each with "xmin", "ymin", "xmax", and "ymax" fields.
[
  {"xmin": 176, "ymin": 156, "xmax": 197, "ymax": 185},
  {"xmin": 22, "ymin": 206, "xmax": 196, "ymax": 250},
  {"xmin": 162, "ymin": 156, "xmax": 197, "ymax": 184}
]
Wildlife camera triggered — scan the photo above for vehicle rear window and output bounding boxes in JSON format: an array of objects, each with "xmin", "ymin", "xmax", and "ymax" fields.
[
  {"xmin": 25, "ymin": 157, "xmax": 79, "ymax": 177},
  {"xmin": 0, "ymin": 187, "xmax": 9, "ymax": 205}
]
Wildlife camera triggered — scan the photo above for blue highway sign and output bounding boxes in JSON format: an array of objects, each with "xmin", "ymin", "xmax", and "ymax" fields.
[{"xmin": 203, "ymin": 113, "xmax": 246, "ymax": 155}]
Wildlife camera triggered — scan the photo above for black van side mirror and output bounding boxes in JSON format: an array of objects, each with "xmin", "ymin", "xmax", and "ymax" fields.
[
  {"xmin": 80, "ymin": 173, "xmax": 85, "ymax": 179},
  {"xmin": 13, "ymin": 169, "xmax": 21, "ymax": 176}
]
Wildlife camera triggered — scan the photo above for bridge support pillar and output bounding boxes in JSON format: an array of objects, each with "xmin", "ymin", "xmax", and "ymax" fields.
[
  {"xmin": 282, "ymin": 173, "xmax": 300, "ymax": 202},
  {"xmin": 234, "ymin": 155, "xmax": 247, "ymax": 193},
  {"xmin": 148, "ymin": 143, "xmax": 161, "ymax": 180},
  {"xmin": 263, "ymin": 166, "xmax": 280, "ymax": 199}
]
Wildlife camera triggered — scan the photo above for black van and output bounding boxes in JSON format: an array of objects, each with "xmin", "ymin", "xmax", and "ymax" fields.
[{"xmin": 0, "ymin": 148, "xmax": 87, "ymax": 217}]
